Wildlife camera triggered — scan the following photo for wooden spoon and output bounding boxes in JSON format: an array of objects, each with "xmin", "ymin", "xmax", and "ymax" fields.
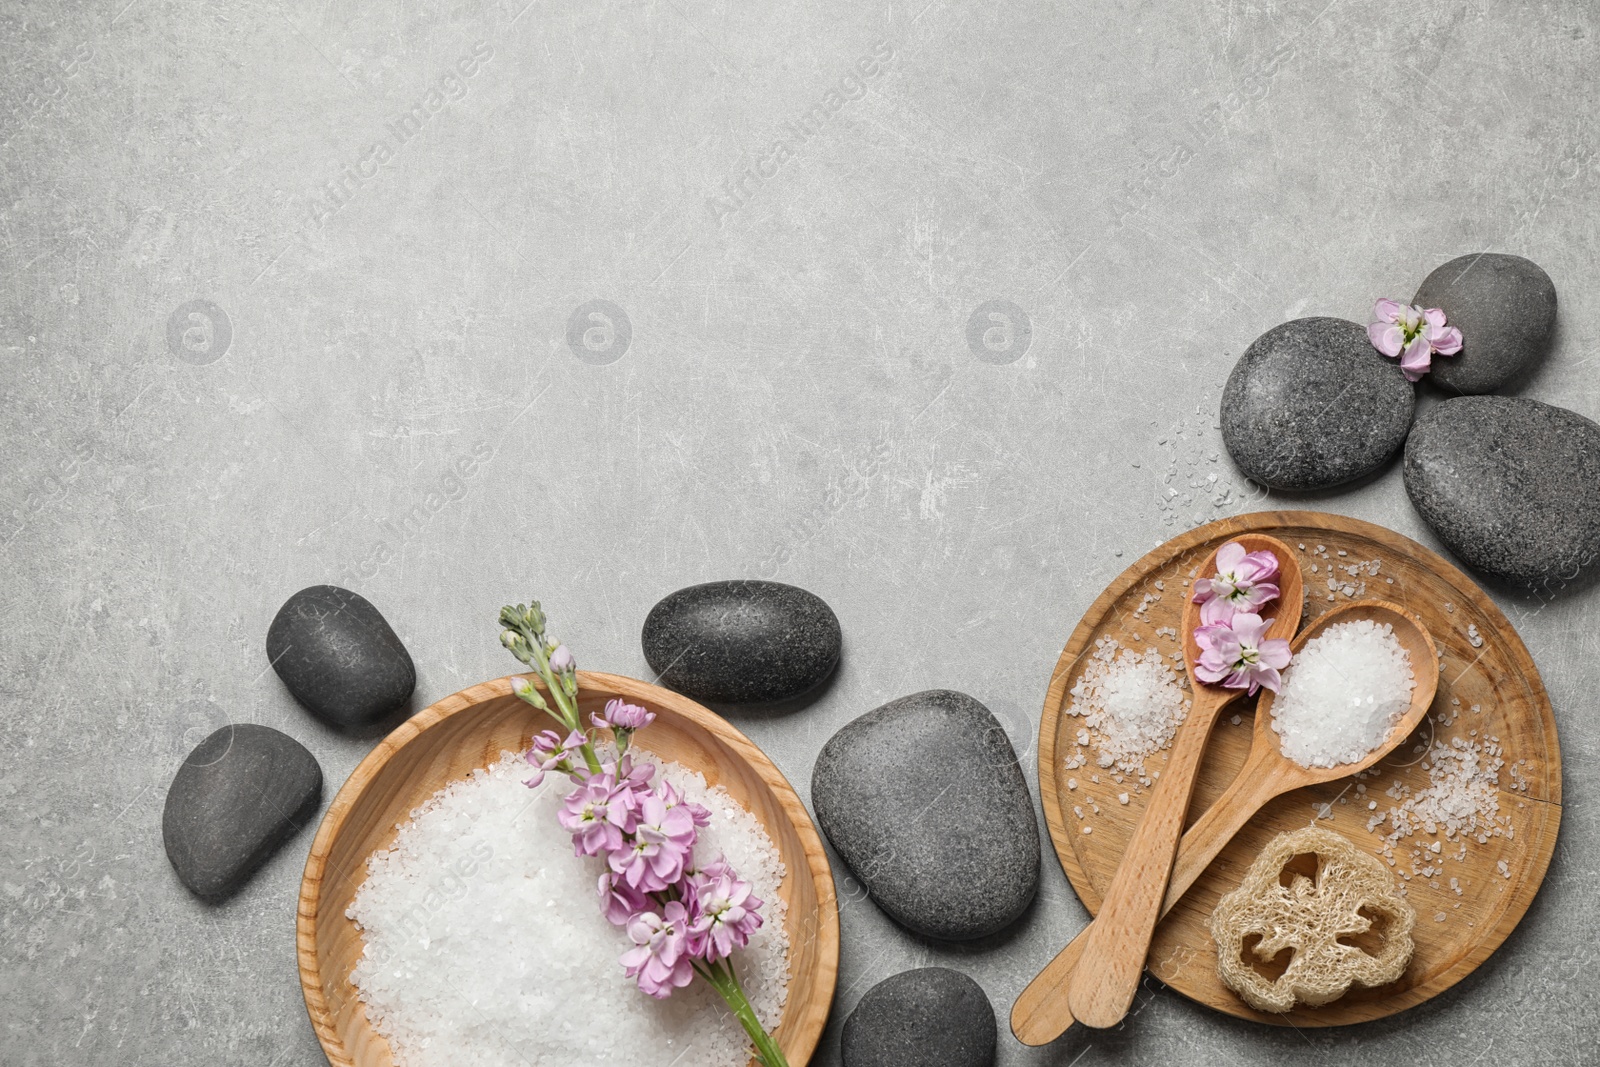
[
  {"xmin": 1057, "ymin": 534, "xmax": 1304, "ymax": 1030},
  {"xmin": 1011, "ymin": 598, "xmax": 1438, "ymax": 1044}
]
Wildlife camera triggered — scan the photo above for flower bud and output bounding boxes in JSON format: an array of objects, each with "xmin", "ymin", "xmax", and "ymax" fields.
[{"xmin": 549, "ymin": 644, "xmax": 576, "ymax": 674}]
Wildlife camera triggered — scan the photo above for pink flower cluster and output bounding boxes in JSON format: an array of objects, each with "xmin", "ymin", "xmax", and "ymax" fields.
[
  {"xmin": 527, "ymin": 700, "xmax": 765, "ymax": 998},
  {"xmin": 1191, "ymin": 542, "xmax": 1292, "ymax": 695}
]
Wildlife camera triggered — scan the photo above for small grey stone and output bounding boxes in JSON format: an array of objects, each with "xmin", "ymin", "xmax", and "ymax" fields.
[
  {"xmin": 267, "ymin": 585, "xmax": 416, "ymax": 729},
  {"xmin": 1221, "ymin": 317, "xmax": 1415, "ymax": 491},
  {"xmin": 842, "ymin": 967, "xmax": 996, "ymax": 1067},
  {"xmin": 1404, "ymin": 396, "xmax": 1600, "ymax": 592},
  {"xmin": 1414, "ymin": 253, "xmax": 1557, "ymax": 395},
  {"xmin": 162, "ymin": 725, "xmax": 322, "ymax": 903},
  {"xmin": 642, "ymin": 580, "xmax": 840, "ymax": 704},
  {"xmin": 811, "ymin": 690, "xmax": 1039, "ymax": 941}
]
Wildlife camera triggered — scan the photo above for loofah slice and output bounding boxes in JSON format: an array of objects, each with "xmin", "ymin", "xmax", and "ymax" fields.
[{"xmin": 1209, "ymin": 826, "xmax": 1415, "ymax": 1013}]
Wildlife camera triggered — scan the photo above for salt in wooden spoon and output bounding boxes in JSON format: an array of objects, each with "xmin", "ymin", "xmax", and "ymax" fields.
[
  {"xmin": 1011, "ymin": 597, "xmax": 1437, "ymax": 1044},
  {"xmin": 1061, "ymin": 533, "xmax": 1303, "ymax": 1029}
]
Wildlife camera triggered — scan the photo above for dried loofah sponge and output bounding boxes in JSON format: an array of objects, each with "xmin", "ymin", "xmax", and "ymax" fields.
[{"xmin": 1209, "ymin": 826, "xmax": 1415, "ymax": 1012}]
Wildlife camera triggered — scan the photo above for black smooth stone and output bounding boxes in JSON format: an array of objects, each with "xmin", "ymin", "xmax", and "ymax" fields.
[
  {"xmin": 266, "ymin": 585, "xmax": 415, "ymax": 729},
  {"xmin": 1405, "ymin": 396, "xmax": 1600, "ymax": 591},
  {"xmin": 842, "ymin": 967, "xmax": 997, "ymax": 1067},
  {"xmin": 1221, "ymin": 317, "xmax": 1415, "ymax": 491},
  {"xmin": 811, "ymin": 690, "xmax": 1039, "ymax": 941},
  {"xmin": 641, "ymin": 580, "xmax": 840, "ymax": 704},
  {"xmin": 1414, "ymin": 253, "xmax": 1557, "ymax": 395},
  {"xmin": 162, "ymin": 724, "xmax": 322, "ymax": 903}
]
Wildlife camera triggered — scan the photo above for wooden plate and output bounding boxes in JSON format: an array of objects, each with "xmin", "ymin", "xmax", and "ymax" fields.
[
  {"xmin": 298, "ymin": 672, "xmax": 839, "ymax": 1065},
  {"xmin": 1039, "ymin": 511, "xmax": 1561, "ymax": 1025}
]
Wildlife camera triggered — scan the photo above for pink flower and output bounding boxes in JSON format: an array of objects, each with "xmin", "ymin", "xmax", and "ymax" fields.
[
  {"xmin": 610, "ymin": 790, "xmax": 698, "ymax": 892},
  {"xmin": 523, "ymin": 729, "xmax": 586, "ymax": 788},
  {"xmin": 1368, "ymin": 299, "xmax": 1463, "ymax": 382},
  {"xmin": 1191, "ymin": 542, "xmax": 1280, "ymax": 625},
  {"xmin": 597, "ymin": 870, "xmax": 650, "ymax": 927},
  {"xmin": 686, "ymin": 864, "xmax": 764, "ymax": 962},
  {"xmin": 558, "ymin": 774, "xmax": 632, "ymax": 857},
  {"xmin": 619, "ymin": 902, "xmax": 695, "ymax": 998},
  {"xmin": 592, "ymin": 698, "xmax": 656, "ymax": 732},
  {"xmin": 659, "ymin": 780, "xmax": 713, "ymax": 828},
  {"xmin": 547, "ymin": 644, "xmax": 576, "ymax": 674},
  {"xmin": 1193, "ymin": 612, "xmax": 1292, "ymax": 695}
]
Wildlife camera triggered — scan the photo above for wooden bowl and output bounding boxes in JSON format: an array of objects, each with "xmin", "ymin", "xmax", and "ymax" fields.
[{"xmin": 297, "ymin": 672, "xmax": 839, "ymax": 1066}]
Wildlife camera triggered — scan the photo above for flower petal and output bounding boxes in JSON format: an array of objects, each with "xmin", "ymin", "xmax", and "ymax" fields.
[
  {"xmin": 1400, "ymin": 336, "xmax": 1432, "ymax": 381},
  {"xmin": 1370, "ymin": 322, "xmax": 1404, "ymax": 358},
  {"xmin": 1373, "ymin": 298, "xmax": 1404, "ymax": 323},
  {"xmin": 1199, "ymin": 597, "xmax": 1238, "ymax": 625},
  {"xmin": 1236, "ymin": 550, "xmax": 1280, "ymax": 582},
  {"xmin": 1215, "ymin": 541, "xmax": 1247, "ymax": 575},
  {"xmin": 1229, "ymin": 612, "xmax": 1267, "ymax": 645},
  {"xmin": 1422, "ymin": 307, "xmax": 1448, "ymax": 330},
  {"xmin": 1257, "ymin": 638, "xmax": 1293, "ymax": 670},
  {"xmin": 1432, "ymin": 326, "xmax": 1463, "ymax": 355}
]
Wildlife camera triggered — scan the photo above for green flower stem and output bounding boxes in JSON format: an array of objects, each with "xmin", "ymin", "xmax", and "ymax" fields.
[{"xmin": 698, "ymin": 958, "xmax": 788, "ymax": 1067}]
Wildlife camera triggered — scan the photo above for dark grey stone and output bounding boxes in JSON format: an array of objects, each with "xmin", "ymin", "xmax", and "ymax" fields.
[
  {"xmin": 162, "ymin": 725, "xmax": 322, "ymax": 903},
  {"xmin": 1414, "ymin": 253, "xmax": 1557, "ymax": 395},
  {"xmin": 1404, "ymin": 396, "xmax": 1600, "ymax": 592},
  {"xmin": 1221, "ymin": 317, "xmax": 1415, "ymax": 491},
  {"xmin": 811, "ymin": 690, "xmax": 1039, "ymax": 941},
  {"xmin": 642, "ymin": 580, "xmax": 840, "ymax": 704},
  {"xmin": 266, "ymin": 585, "xmax": 416, "ymax": 729},
  {"xmin": 842, "ymin": 967, "xmax": 997, "ymax": 1067}
]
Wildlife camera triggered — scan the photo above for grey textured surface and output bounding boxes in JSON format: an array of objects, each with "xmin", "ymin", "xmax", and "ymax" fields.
[
  {"xmin": 1220, "ymin": 317, "xmax": 1415, "ymax": 490},
  {"xmin": 812, "ymin": 689, "xmax": 1040, "ymax": 941},
  {"xmin": 642, "ymin": 579, "xmax": 841, "ymax": 703},
  {"xmin": 1405, "ymin": 396, "xmax": 1600, "ymax": 591},
  {"xmin": 3, "ymin": 1, "xmax": 1598, "ymax": 1065},
  {"xmin": 1414, "ymin": 253, "xmax": 1558, "ymax": 395},
  {"xmin": 842, "ymin": 967, "xmax": 997, "ymax": 1067}
]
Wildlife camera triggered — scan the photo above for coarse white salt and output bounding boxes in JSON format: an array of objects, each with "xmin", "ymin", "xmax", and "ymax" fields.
[
  {"xmin": 346, "ymin": 750, "xmax": 790, "ymax": 1067},
  {"xmin": 1269, "ymin": 620, "xmax": 1415, "ymax": 769},
  {"xmin": 1066, "ymin": 638, "xmax": 1189, "ymax": 779}
]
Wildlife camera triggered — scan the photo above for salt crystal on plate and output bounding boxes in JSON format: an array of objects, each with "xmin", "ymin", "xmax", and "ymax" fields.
[
  {"xmin": 1066, "ymin": 639, "xmax": 1189, "ymax": 779},
  {"xmin": 1269, "ymin": 619, "xmax": 1414, "ymax": 769}
]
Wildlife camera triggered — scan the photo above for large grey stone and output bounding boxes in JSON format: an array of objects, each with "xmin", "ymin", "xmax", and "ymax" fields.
[
  {"xmin": 811, "ymin": 690, "xmax": 1039, "ymax": 941},
  {"xmin": 642, "ymin": 580, "xmax": 840, "ymax": 703},
  {"xmin": 162, "ymin": 725, "xmax": 323, "ymax": 903},
  {"xmin": 1414, "ymin": 253, "xmax": 1557, "ymax": 395},
  {"xmin": 266, "ymin": 585, "xmax": 416, "ymax": 730},
  {"xmin": 1221, "ymin": 317, "xmax": 1415, "ymax": 491},
  {"xmin": 842, "ymin": 967, "xmax": 996, "ymax": 1067},
  {"xmin": 1404, "ymin": 396, "xmax": 1600, "ymax": 591}
]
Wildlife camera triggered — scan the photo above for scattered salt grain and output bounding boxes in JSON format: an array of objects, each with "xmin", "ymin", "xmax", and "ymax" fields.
[
  {"xmin": 1118, "ymin": 792, "xmax": 1130, "ymax": 805},
  {"xmin": 346, "ymin": 750, "xmax": 789, "ymax": 1067},
  {"xmin": 1066, "ymin": 638, "xmax": 1189, "ymax": 779},
  {"xmin": 1269, "ymin": 620, "xmax": 1415, "ymax": 769}
]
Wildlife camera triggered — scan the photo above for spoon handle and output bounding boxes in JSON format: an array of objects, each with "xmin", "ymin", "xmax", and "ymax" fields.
[
  {"xmin": 1064, "ymin": 692, "xmax": 1226, "ymax": 1028},
  {"xmin": 1010, "ymin": 748, "xmax": 1284, "ymax": 1044}
]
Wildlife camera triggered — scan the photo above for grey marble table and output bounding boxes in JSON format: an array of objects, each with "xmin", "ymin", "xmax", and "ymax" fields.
[{"xmin": 3, "ymin": 1, "xmax": 1597, "ymax": 1064}]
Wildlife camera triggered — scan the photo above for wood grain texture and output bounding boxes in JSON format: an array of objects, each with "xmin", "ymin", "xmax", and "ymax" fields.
[
  {"xmin": 1034, "ymin": 511, "xmax": 1562, "ymax": 1028},
  {"xmin": 297, "ymin": 672, "xmax": 839, "ymax": 1067},
  {"xmin": 1014, "ymin": 599, "xmax": 1438, "ymax": 1043},
  {"xmin": 1067, "ymin": 533, "xmax": 1302, "ymax": 1028}
]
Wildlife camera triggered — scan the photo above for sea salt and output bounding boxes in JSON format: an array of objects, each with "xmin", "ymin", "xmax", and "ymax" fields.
[
  {"xmin": 347, "ymin": 751, "xmax": 790, "ymax": 1067},
  {"xmin": 1067, "ymin": 638, "xmax": 1189, "ymax": 779},
  {"xmin": 1269, "ymin": 620, "xmax": 1415, "ymax": 769}
]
